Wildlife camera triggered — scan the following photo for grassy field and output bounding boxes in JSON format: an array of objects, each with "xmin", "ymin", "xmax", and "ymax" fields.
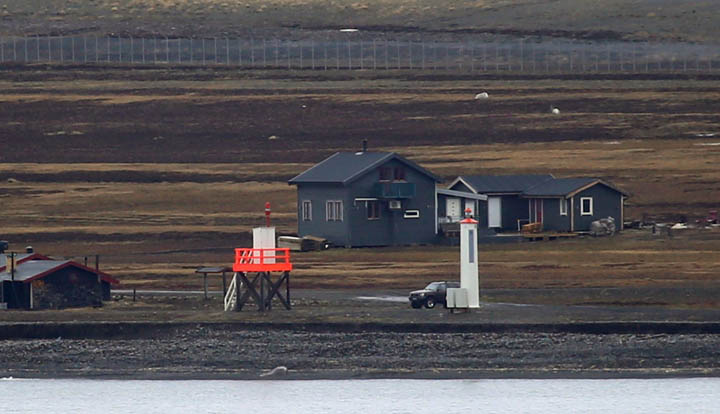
[
  {"xmin": 2, "ymin": 0, "xmax": 719, "ymax": 44},
  {"xmin": 1, "ymin": 67, "xmax": 719, "ymax": 309}
]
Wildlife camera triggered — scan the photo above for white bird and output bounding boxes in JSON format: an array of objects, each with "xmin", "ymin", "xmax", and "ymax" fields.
[
  {"xmin": 551, "ymin": 107, "xmax": 560, "ymax": 114},
  {"xmin": 260, "ymin": 366, "xmax": 288, "ymax": 377},
  {"xmin": 474, "ymin": 92, "xmax": 489, "ymax": 100}
]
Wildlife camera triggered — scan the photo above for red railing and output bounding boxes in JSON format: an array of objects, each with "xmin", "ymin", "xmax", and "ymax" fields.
[{"xmin": 233, "ymin": 248, "xmax": 293, "ymax": 272}]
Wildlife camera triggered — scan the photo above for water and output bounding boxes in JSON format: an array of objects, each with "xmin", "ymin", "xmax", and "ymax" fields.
[{"xmin": 1, "ymin": 378, "xmax": 718, "ymax": 413}]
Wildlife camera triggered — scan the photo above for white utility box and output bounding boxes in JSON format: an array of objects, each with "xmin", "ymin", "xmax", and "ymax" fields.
[{"xmin": 446, "ymin": 288, "xmax": 468, "ymax": 309}]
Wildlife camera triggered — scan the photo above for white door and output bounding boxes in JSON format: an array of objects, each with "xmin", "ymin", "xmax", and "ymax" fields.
[
  {"xmin": 446, "ymin": 198, "xmax": 461, "ymax": 222},
  {"xmin": 488, "ymin": 197, "xmax": 502, "ymax": 228}
]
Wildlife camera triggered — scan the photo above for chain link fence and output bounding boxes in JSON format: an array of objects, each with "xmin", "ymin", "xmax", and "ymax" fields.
[{"xmin": 1, "ymin": 35, "xmax": 718, "ymax": 73}]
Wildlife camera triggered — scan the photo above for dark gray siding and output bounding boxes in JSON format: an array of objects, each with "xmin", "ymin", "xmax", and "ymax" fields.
[
  {"xmin": 296, "ymin": 183, "xmax": 351, "ymax": 247},
  {"xmin": 500, "ymin": 195, "xmax": 527, "ymax": 231},
  {"xmin": 540, "ymin": 198, "xmax": 572, "ymax": 232},
  {"xmin": 348, "ymin": 159, "xmax": 437, "ymax": 246},
  {"xmin": 571, "ymin": 184, "xmax": 623, "ymax": 232}
]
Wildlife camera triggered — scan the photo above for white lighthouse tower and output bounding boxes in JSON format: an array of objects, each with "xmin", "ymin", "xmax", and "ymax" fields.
[{"xmin": 459, "ymin": 208, "xmax": 480, "ymax": 308}]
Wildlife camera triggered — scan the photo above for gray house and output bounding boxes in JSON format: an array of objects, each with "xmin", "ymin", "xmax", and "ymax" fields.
[
  {"xmin": 446, "ymin": 175, "xmax": 628, "ymax": 233},
  {"xmin": 522, "ymin": 178, "xmax": 629, "ymax": 232},
  {"xmin": 447, "ymin": 175, "xmax": 554, "ymax": 231},
  {"xmin": 288, "ymin": 151, "xmax": 441, "ymax": 247}
]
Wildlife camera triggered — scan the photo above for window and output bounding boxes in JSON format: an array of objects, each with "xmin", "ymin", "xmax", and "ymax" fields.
[
  {"xmin": 404, "ymin": 210, "xmax": 420, "ymax": 219},
  {"xmin": 367, "ymin": 200, "xmax": 381, "ymax": 220},
  {"xmin": 301, "ymin": 200, "xmax": 312, "ymax": 221},
  {"xmin": 379, "ymin": 167, "xmax": 392, "ymax": 181},
  {"xmin": 326, "ymin": 200, "xmax": 343, "ymax": 221},
  {"xmin": 394, "ymin": 167, "xmax": 406, "ymax": 181},
  {"xmin": 581, "ymin": 197, "xmax": 593, "ymax": 216},
  {"xmin": 559, "ymin": 199, "xmax": 568, "ymax": 216}
]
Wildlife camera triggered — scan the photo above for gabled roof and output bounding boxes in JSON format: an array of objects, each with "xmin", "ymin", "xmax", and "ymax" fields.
[
  {"xmin": 451, "ymin": 174, "xmax": 554, "ymax": 194},
  {"xmin": 288, "ymin": 151, "xmax": 440, "ymax": 185},
  {"xmin": 522, "ymin": 178, "xmax": 630, "ymax": 198},
  {"xmin": 0, "ymin": 260, "xmax": 119, "ymax": 285}
]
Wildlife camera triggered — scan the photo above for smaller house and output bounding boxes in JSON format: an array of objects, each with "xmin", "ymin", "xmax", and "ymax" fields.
[
  {"xmin": 446, "ymin": 175, "xmax": 628, "ymax": 233},
  {"xmin": 289, "ymin": 148, "xmax": 441, "ymax": 247},
  {"xmin": 521, "ymin": 177, "xmax": 629, "ymax": 233},
  {"xmin": 1, "ymin": 258, "xmax": 118, "ymax": 310}
]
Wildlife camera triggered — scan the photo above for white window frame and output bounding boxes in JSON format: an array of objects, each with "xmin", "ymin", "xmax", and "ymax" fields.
[
  {"xmin": 559, "ymin": 198, "xmax": 568, "ymax": 216},
  {"xmin": 580, "ymin": 197, "xmax": 593, "ymax": 216},
  {"xmin": 404, "ymin": 210, "xmax": 420, "ymax": 219},
  {"xmin": 326, "ymin": 200, "xmax": 343, "ymax": 222},
  {"xmin": 301, "ymin": 200, "xmax": 312, "ymax": 221}
]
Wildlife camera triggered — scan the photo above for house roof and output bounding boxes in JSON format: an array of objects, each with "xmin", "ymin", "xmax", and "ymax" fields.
[
  {"xmin": 522, "ymin": 178, "xmax": 630, "ymax": 198},
  {"xmin": 0, "ymin": 260, "xmax": 119, "ymax": 285},
  {"xmin": 0, "ymin": 253, "xmax": 51, "ymax": 272},
  {"xmin": 453, "ymin": 174, "xmax": 554, "ymax": 194},
  {"xmin": 436, "ymin": 188, "xmax": 488, "ymax": 201},
  {"xmin": 288, "ymin": 151, "xmax": 441, "ymax": 185}
]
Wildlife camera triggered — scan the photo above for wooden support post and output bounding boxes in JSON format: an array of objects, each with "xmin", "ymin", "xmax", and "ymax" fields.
[{"xmin": 222, "ymin": 271, "xmax": 227, "ymax": 297}]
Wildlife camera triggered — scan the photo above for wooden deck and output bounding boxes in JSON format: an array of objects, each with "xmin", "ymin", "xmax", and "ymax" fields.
[{"xmin": 522, "ymin": 232, "xmax": 579, "ymax": 241}]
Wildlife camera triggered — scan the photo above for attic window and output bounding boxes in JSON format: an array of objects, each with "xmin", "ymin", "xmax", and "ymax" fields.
[
  {"xmin": 394, "ymin": 167, "xmax": 406, "ymax": 180},
  {"xmin": 379, "ymin": 167, "xmax": 392, "ymax": 181}
]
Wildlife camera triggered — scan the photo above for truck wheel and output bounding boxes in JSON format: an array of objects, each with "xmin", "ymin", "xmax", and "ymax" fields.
[{"xmin": 425, "ymin": 297, "xmax": 435, "ymax": 309}]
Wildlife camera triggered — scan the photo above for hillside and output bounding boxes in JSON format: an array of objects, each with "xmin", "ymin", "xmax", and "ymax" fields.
[{"xmin": 0, "ymin": 1, "xmax": 718, "ymax": 43}]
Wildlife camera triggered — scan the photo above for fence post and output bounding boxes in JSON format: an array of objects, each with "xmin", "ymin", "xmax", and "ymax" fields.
[
  {"xmin": 118, "ymin": 36, "xmax": 121, "ymax": 63},
  {"xmin": 385, "ymin": 39, "xmax": 389, "ymax": 70},
  {"xmin": 37, "ymin": 35, "xmax": 40, "ymax": 62},
  {"xmin": 408, "ymin": 40, "xmax": 412, "ymax": 70},
  {"xmin": 347, "ymin": 39, "xmax": 351, "ymax": 69},
  {"xmin": 24, "ymin": 36, "xmax": 28, "ymax": 62},
  {"xmin": 49, "ymin": 36, "xmax": 53, "ymax": 63},
  {"xmin": 189, "ymin": 38, "xmax": 192, "ymax": 64},
  {"xmin": 398, "ymin": 40, "xmax": 402, "ymax": 70},
  {"xmin": 421, "ymin": 40, "xmax": 425, "ymax": 70},
  {"xmin": 165, "ymin": 36, "xmax": 169, "ymax": 63},
  {"xmin": 359, "ymin": 39, "xmax": 362, "ymax": 70},
  {"xmin": 226, "ymin": 38, "xmax": 230, "ymax": 65},
  {"xmin": 83, "ymin": 35, "xmax": 87, "ymax": 63},
  {"xmin": 276, "ymin": 38, "xmax": 280, "ymax": 68},
  {"xmin": 300, "ymin": 40, "xmax": 304, "ymax": 68},
  {"xmin": 153, "ymin": 37, "xmax": 157, "ymax": 64},
  {"xmin": 311, "ymin": 39, "xmax": 315, "ymax": 69},
  {"xmin": 214, "ymin": 37, "xmax": 218, "ymax": 65},
  {"xmin": 336, "ymin": 39, "xmax": 340, "ymax": 70},
  {"xmin": 519, "ymin": 39, "xmax": 523, "ymax": 72},
  {"xmin": 202, "ymin": 38, "xmax": 206, "ymax": 65},
  {"xmin": 373, "ymin": 39, "xmax": 377, "ymax": 70},
  {"xmin": 288, "ymin": 40, "xmax": 292, "ymax": 69},
  {"xmin": 95, "ymin": 36, "xmax": 98, "ymax": 63},
  {"xmin": 130, "ymin": 36, "xmax": 134, "ymax": 64},
  {"xmin": 323, "ymin": 38, "xmax": 327, "ymax": 70},
  {"xmin": 177, "ymin": 38, "xmax": 181, "ymax": 64},
  {"xmin": 250, "ymin": 37, "xmax": 254, "ymax": 66},
  {"xmin": 263, "ymin": 38, "xmax": 267, "ymax": 67}
]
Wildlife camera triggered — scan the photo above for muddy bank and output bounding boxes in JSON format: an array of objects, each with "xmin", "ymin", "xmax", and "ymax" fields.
[{"xmin": 1, "ymin": 324, "xmax": 719, "ymax": 379}]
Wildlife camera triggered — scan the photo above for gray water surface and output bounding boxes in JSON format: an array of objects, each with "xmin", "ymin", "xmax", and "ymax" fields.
[{"xmin": 2, "ymin": 378, "xmax": 718, "ymax": 413}]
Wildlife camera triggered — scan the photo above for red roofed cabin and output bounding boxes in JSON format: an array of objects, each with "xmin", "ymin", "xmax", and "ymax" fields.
[{"xmin": 1, "ymin": 253, "xmax": 118, "ymax": 310}]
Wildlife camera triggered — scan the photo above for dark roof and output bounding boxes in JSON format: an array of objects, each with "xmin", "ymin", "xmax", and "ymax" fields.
[
  {"xmin": 0, "ymin": 260, "xmax": 119, "ymax": 284},
  {"xmin": 288, "ymin": 151, "xmax": 440, "ymax": 185},
  {"xmin": 523, "ymin": 178, "xmax": 630, "ymax": 197},
  {"xmin": 457, "ymin": 174, "xmax": 554, "ymax": 194}
]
